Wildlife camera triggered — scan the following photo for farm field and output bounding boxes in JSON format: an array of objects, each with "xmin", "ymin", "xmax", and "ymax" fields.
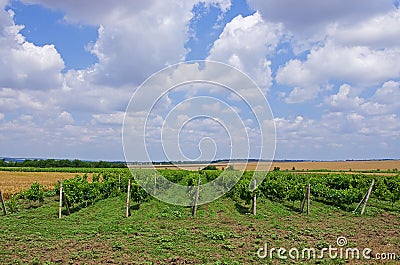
[
  {"xmin": 0, "ymin": 195, "xmax": 399, "ymax": 264},
  {"xmin": 0, "ymin": 171, "xmax": 82, "ymax": 200},
  {"xmin": 131, "ymin": 160, "xmax": 400, "ymax": 172},
  {"xmin": 0, "ymin": 167, "xmax": 399, "ymax": 264},
  {"xmin": 244, "ymin": 160, "xmax": 400, "ymax": 172}
]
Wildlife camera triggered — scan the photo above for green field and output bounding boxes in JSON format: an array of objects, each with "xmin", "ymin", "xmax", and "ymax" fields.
[{"xmin": 1, "ymin": 169, "xmax": 399, "ymax": 264}]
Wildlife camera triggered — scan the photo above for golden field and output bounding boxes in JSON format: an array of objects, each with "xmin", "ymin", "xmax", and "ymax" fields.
[
  {"xmin": 239, "ymin": 160, "xmax": 400, "ymax": 171},
  {"xmin": 1, "ymin": 160, "xmax": 399, "ymax": 200},
  {"xmin": 135, "ymin": 160, "xmax": 400, "ymax": 172},
  {"xmin": 0, "ymin": 171, "xmax": 80, "ymax": 200}
]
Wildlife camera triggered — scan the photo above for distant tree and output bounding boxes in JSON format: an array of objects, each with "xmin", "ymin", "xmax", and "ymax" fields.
[
  {"xmin": 226, "ymin": 165, "xmax": 235, "ymax": 171},
  {"xmin": 202, "ymin": 165, "xmax": 218, "ymax": 170}
]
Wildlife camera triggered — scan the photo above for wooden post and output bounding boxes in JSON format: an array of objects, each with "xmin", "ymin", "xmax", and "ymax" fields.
[
  {"xmin": 62, "ymin": 192, "xmax": 70, "ymax": 215},
  {"xmin": 126, "ymin": 179, "xmax": 131, "ymax": 217},
  {"xmin": 252, "ymin": 179, "xmax": 257, "ymax": 215},
  {"xmin": 154, "ymin": 174, "xmax": 157, "ymax": 195},
  {"xmin": 58, "ymin": 179, "xmax": 63, "ymax": 219},
  {"xmin": 306, "ymin": 183, "xmax": 311, "ymax": 215},
  {"xmin": 361, "ymin": 179, "xmax": 375, "ymax": 215},
  {"xmin": 118, "ymin": 174, "xmax": 121, "ymax": 191},
  {"xmin": 353, "ymin": 190, "xmax": 368, "ymax": 213},
  {"xmin": 0, "ymin": 188, "xmax": 7, "ymax": 215},
  {"xmin": 299, "ymin": 186, "xmax": 307, "ymax": 214},
  {"xmin": 353, "ymin": 179, "xmax": 375, "ymax": 214},
  {"xmin": 192, "ymin": 177, "xmax": 201, "ymax": 217}
]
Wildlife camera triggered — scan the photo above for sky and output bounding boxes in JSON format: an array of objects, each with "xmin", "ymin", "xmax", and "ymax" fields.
[{"xmin": 0, "ymin": 0, "xmax": 400, "ymax": 161}]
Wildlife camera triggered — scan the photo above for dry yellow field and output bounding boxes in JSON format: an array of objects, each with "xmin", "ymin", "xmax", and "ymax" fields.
[
  {"xmin": 241, "ymin": 160, "xmax": 400, "ymax": 171},
  {"xmin": 135, "ymin": 160, "xmax": 400, "ymax": 172},
  {"xmin": 2, "ymin": 160, "xmax": 399, "ymax": 200},
  {"xmin": 0, "ymin": 171, "xmax": 80, "ymax": 200}
]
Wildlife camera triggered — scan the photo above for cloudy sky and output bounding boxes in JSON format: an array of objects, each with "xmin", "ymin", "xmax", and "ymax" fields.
[{"xmin": 1, "ymin": 0, "xmax": 399, "ymax": 161}]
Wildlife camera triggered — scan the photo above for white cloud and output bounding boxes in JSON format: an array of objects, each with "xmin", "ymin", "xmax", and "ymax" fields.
[
  {"xmin": 21, "ymin": 0, "xmax": 232, "ymax": 25},
  {"xmin": 372, "ymin": 81, "xmax": 400, "ymax": 106},
  {"xmin": 20, "ymin": 0, "xmax": 231, "ymax": 88},
  {"xmin": 20, "ymin": 0, "xmax": 161, "ymax": 25},
  {"xmin": 324, "ymin": 82, "xmax": 400, "ymax": 116},
  {"xmin": 324, "ymin": 84, "xmax": 364, "ymax": 111},
  {"xmin": 248, "ymin": 0, "xmax": 394, "ymax": 37},
  {"xmin": 61, "ymin": 70, "xmax": 133, "ymax": 113},
  {"xmin": 330, "ymin": 9, "xmax": 400, "ymax": 49},
  {"xmin": 1, "ymin": 0, "xmax": 399, "ymax": 161},
  {"xmin": 208, "ymin": 12, "xmax": 283, "ymax": 92},
  {"xmin": 284, "ymin": 86, "xmax": 320, "ymax": 104},
  {"xmin": 0, "ymin": 9, "xmax": 64, "ymax": 90},
  {"xmin": 86, "ymin": 4, "xmax": 192, "ymax": 87},
  {"xmin": 281, "ymin": 42, "xmax": 400, "ymax": 87},
  {"xmin": 92, "ymin": 112, "xmax": 125, "ymax": 126},
  {"xmin": 57, "ymin": 111, "xmax": 74, "ymax": 124},
  {"xmin": 277, "ymin": 42, "xmax": 400, "ymax": 103},
  {"xmin": 273, "ymin": 110, "xmax": 400, "ymax": 159}
]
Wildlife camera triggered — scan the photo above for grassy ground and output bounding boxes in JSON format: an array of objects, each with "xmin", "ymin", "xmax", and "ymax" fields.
[{"xmin": 1, "ymin": 195, "xmax": 399, "ymax": 264}]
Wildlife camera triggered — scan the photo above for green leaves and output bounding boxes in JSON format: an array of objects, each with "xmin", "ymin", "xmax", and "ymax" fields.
[
  {"xmin": 227, "ymin": 172, "xmax": 400, "ymax": 210},
  {"xmin": 59, "ymin": 170, "xmax": 150, "ymax": 211},
  {"xmin": 23, "ymin": 182, "xmax": 45, "ymax": 203}
]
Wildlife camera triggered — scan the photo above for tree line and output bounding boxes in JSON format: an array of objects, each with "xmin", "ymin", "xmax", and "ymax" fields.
[{"xmin": 0, "ymin": 159, "xmax": 127, "ymax": 168}]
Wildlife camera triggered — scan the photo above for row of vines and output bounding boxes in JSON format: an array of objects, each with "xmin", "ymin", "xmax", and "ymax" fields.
[
  {"xmin": 3, "ymin": 169, "xmax": 399, "ymax": 214},
  {"xmin": 230, "ymin": 172, "xmax": 400, "ymax": 209}
]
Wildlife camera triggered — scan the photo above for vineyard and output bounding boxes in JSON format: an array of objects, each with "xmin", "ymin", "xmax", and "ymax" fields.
[
  {"xmin": 1, "ymin": 168, "xmax": 399, "ymax": 264},
  {"xmin": 2, "ymin": 168, "xmax": 399, "ymax": 215},
  {"xmin": 58, "ymin": 169, "xmax": 400, "ymax": 212}
]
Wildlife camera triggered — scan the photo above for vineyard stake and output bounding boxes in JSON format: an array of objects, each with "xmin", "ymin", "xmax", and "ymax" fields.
[
  {"xmin": 361, "ymin": 179, "xmax": 375, "ymax": 215},
  {"xmin": 299, "ymin": 186, "xmax": 307, "ymax": 214},
  {"xmin": 353, "ymin": 189, "xmax": 369, "ymax": 213},
  {"xmin": 306, "ymin": 183, "xmax": 311, "ymax": 215},
  {"xmin": 126, "ymin": 179, "xmax": 131, "ymax": 217},
  {"xmin": 118, "ymin": 174, "xmax": 121, "ymax": 191},
  {"xmin": 0, "ymin": 187, "xmax": 6, "ymax": 215},
  {"xmin": 154, "ymin": 173, "xmax": 157, "ymax": 195},
  {"xmin": 353, "ymin": 179, "xmax": 375, "ymax": 214},
  {"xmin": 252, "ymin": 179, "xmax": 257, "ymax": 215},
  {"xmin": 192, "ymin": 177, "xmax": 201, "ymax": 217},
  {"xmin": 62, "ymin": 192, "xmax": 70, "ymax": 215},
  {"xmin": 58, "ymin": 179, "xmax": 63, "ymax": 219}
]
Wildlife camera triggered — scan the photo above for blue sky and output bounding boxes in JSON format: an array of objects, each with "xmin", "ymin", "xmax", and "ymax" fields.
[{"xmin": 1, "ymin": 0, "xmax": 400, "ymax": 161}]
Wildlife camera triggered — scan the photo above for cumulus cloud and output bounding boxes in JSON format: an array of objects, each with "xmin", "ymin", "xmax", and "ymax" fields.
[
  {"xmin": 20, "ymin": 0, "xmax": 232, "ymax": 87},
  {"xmin": 279, "ymin": 42, "xmax": 400, "ymax": 87},
  {"xmin": 325, "ymin": 82, "xmax": 400, "ymax": 116},
  {"xmin": 0, "ymin": 9, "xmax": 64, "ymax": 90},
  {"xmin": 1, "ymin": 0, "xmax": 239, "ymax": 160},
  {"xmin": 208, "ymin": 12, "xmax": 283, "ymax": 92},
  {"xmin": 92, "ymin": 112, "xmax": 125, "ymax": 126},
  {"xmin": 324, "ymin": 84, "xmax": 364, "ymax": 111},
  {"xmin": 86, "ymin": 6, "xmax": 192, "ymax": 87},
  {"xmin": 19, "ymin": 0, "xmax": 159, "ymax": 25},
  {"xmin": 21, "ymin": 0, "xmax": 232, "ymax": 25},
  {"xmin": 284, "ymin": 86, "xmax": 320, "ymax": 104},
  {"xmin": 247, "ymin": 0, "xmax": 394, "ymax": 37},
  {"xmin": 2, "ymin": 0, "xmax": 399, "ymax": 160},
  {"xmin": 277, "ymin": 41, "xmax": 400, "ymax": 103},
  {"xmin": 329, "ymin": 9, "xmax": 400, "ymax": 49}
]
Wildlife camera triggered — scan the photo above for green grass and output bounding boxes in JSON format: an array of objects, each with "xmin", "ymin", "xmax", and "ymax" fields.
[{"xmin": 1, "ymin": 195, "xmax": 399, "ymax": 264}]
